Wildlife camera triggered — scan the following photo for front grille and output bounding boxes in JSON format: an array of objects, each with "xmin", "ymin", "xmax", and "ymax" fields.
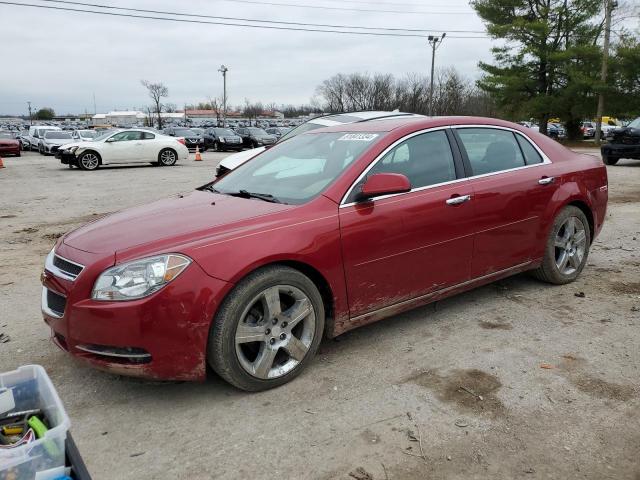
[
  {"xmin": 53, "ymin": 254, "xmax": 83, "ymax": 279},
  {"xmin": 47, "ymin": 289, "xmax": 67, "ymax": 317}
]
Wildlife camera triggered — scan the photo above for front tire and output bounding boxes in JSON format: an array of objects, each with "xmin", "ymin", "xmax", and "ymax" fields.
[
  {"xmin": 78, "ymin": 151, "xmax": 100, "ymax": 171},
  {"xmin": 158, "ymin": 148, "xmax": 177, "ymax": 166},
  {"xmin": 209, "ymin": 266, "xmax": 325, "ymax": 391},
  {"xmin": 603, "ymin": 155, "xmax": 619, "ymax": 165},
  {"xmin": 531, "ymin": 206, "xmax": 590, "ymax": 285}
]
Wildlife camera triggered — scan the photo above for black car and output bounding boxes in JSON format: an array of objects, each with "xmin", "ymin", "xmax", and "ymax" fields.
[
  {"xmin": 235, "ymin": 127, "xmax": 277, "ymax": 148},
  {"xmin": 163, "ymin": 127, "xmax": 205, "ymax": 151},
  {"xmin": 601, "ymin": 117, "xmax": 640, "ymax": 165},
  {"xmin": 203, "ymin": 128, "xmax": 244, "ymax": 151},
  {"xmin": 265, "ymin": 127, "xmax": 292, "ymax": 139}
]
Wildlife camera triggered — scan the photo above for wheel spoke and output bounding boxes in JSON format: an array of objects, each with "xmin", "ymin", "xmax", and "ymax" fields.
[
  {"xmin": 235, "ymin": 322, "xmax": 266, "ymax": 344},
  {"xmin": 284, "ymin": 336, "xmax": 308, "ymax": 362},
  {"xmin": 568, "ymin": 253, "xmax": 581, "ymax": 269},
  {"xmin": 261, "ymin": 286, "xmax": 282, "ymax": 318},
  {"xmin": 573, "ymin": 229, "xmax": 586, "ymax": 246},
  {"xmin": 555, "ymin": 236, "xmax": 568, "ymax": 248},
  {"xmin": 563, "ymin": 218, "xmax": 576, "ymax": 240},
  {"xmin": 282, "ymin": 298, "xmax": 311, "ymax": 329},
  {"xmin": 253, "ymin": 345, "xmax": 278, "ymax": 378},
  {"xmin": 557, "ymin": 251, "xmax": 569, "ymax": 271}
]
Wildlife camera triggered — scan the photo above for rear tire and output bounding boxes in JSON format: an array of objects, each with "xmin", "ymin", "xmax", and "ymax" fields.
[
  {"xmin": 603, "ymin": 155, "xmax": 619, "ymax": 165},
  {"xmin": 158, "ymin": 148, "xmax": 177, "ymax": 166},
  {"xmin": 531, "ymin": 206, "xmax": 590, "ymax": 285},
  {"xmin": 208, "ymin": 266, "xmax": 325, "ymax": 391}
]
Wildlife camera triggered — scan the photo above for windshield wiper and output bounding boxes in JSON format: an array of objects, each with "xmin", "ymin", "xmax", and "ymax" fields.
[{"xmin": 228, "ymin": 189, "xmax": 283, "ymax": 203}]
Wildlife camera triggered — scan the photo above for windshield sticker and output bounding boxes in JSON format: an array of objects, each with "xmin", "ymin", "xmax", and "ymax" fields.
[{"xmin": 337, "ymin": 133, "xmax": 379, "ymax": 142}]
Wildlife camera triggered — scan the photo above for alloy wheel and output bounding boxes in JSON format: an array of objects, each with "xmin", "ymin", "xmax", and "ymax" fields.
[
  {"xmin": 234, "ymin": 285, "xmax": 315, "ymax": 380},
  {"xmin": 554, "ymin": 217, "xmax": 587, "ymax": 275},
  {"xmin": 81, "ymin": 153, "xmax": 99, "ymax": 170},
  {"xmin": 160, "ymin": 150, "xmax": 176, "ymax": 165}
]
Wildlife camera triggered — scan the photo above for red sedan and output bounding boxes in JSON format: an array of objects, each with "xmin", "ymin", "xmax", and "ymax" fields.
[
  {"xmin": 41, "ymin": 117, "xmax": 608, "ymax": 390},
  {"xmin": 0, "ymin": 132, "xmax": 20, "ymax": 157}
]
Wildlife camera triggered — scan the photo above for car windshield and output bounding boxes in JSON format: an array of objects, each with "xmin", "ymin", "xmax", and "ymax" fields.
[
  {"xmin": 278, "ymin": 122, "xmax": 325, "ymax": 143},
  {"xmin": 211, "ymin": 131, "xmax": 380, "ymax": 205},
  {"xmin": 0, "ymin": 132, "xmax": 13, "ymax": 139},
  {"xmin": 247, "ymin": 128, "xmax": 268, "ymax": 135},
  {"xmin": 45, "ymin": 131, "xmax": 72, "ymax": 139},
  {"xmin": 79, "ymin": 130, "xmax": 97, "ymax": 138},
  {"xmin": 94, "ymin": 130, "xmax": 116, "ymax": 141},
  {"xmin": 214, "ymin": 129, "xmax": 235, "ymax": 136},
  {"xmin": 174, "ymin": 129, "xmax": 197, "ymax": 136},
  {"xmin": 627, "ymin": 118, "xmax": 640, "ymax": 128}
]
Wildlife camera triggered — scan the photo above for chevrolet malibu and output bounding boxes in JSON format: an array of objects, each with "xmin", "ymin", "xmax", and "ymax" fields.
[{"xmin": 41, "ymin": 117, "xmax": 608, "ymax": 391}]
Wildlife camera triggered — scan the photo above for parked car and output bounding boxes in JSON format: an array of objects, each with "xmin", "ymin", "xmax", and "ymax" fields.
[
  {"xmin": 41, "ymin": 116, "xmax": 607, "ymax": 389},
  {"xmin": 216, "ymin": 111, "xmax": 424, "ymax": 177},
  {"xmin": 17, "ymin": 130, "xmax": 31, "ymax": 150},
  {"xmin": 39, "ymin": 130, "xmax": 75, "ymax": 155},
  {"xmin": 0, "ymin": 131, "xmax": 20, "ymax": 157},
  {"xmin": 601, "ymin": 117, "xmax": 640, "ymax": 165},
  {"xmin": 203, "ymin": 128, "xmax": 244, "ymax": 151},
  {"xmin": 265, "ymin": 127, "xmax": 292, "ymax": 139},
  {"xmin": 163, "ymin": 127, "xmax": 205, "ymax": 151},
  {"xmin": 581, "ymin": 122, "xmax": 596, "ymax": 138},
  {"xmin": 55, "ymin": 128, "xmax": 189, "ymax": 170},
  {"xmin": 547, "ymin": 123, "xmax": 566, "ymax": 139},
  {"xmin": 235, "ymin": 127, "xmax": 277, "ymax": 149},
  {"xmin": 27, "ymin": 125, "xmax": 61, "ymax": 151},
  {"xmin": 72, "ymin": 130, "xmax": 98, "ymax": 142}
]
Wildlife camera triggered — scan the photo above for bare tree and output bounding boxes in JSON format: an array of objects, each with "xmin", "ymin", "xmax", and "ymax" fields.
[{"xmin": 141, "ymin": 80, "xmax": 169, "ymax": 130}]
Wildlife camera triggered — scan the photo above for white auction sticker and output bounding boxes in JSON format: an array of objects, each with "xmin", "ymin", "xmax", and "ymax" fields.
[{"xmin": 337, "ymin": 133, "xmax": 379, "ymax": 142}]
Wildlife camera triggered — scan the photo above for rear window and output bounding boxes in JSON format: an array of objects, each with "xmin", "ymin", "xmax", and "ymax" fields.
[{"xmin": 515, "ymin": 134, "xmax": 543, "ymax": 165}]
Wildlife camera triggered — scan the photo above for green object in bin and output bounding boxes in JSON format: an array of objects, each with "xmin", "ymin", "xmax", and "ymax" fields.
[
  {"xmin": 28, "ymin": 415, "xmax": 60, "ymax": 458},
  {"xmin": 28, "ymin": 416, "xmax": 48, "ymax": 438}
]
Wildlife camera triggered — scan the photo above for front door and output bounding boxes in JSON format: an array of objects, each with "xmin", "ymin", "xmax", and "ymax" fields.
[
  {"xmin": 105, "ymin": 131, "xmax": 144, "ymax": 163},
  {"xmin": 339, "ymin": 129, "xmax": 475, "ymax": 317}
]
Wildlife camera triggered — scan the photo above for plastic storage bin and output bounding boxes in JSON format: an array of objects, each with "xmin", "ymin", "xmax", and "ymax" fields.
[{"xmin": 0, "ymin": 365, "xmax": 70, "ymax": 479}]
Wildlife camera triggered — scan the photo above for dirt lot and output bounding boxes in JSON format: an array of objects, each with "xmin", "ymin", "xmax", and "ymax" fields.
[{"xmin": 1, "ymin": 150, "xmax": 639, "ymax": 480}]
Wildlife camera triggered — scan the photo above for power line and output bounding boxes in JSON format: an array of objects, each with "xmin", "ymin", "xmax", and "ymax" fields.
[
  {"xmin": 213, "ymin": 0, "xmax": 476, "ymax": 15},
  {"xmin": 0, "ymin": 1, "xmax": 490, "ymax": 38},
  {"xmin": 35, "ymin": 0, "xmax": 487, "ymax": 34}
]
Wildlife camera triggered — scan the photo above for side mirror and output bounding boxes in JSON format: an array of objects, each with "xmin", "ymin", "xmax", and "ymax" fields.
[{"xmin": 357, "ymin": 173, "xmax": 411, "ymax": 201}]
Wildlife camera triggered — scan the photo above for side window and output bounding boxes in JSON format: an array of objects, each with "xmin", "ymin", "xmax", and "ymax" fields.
[
  {"xmin": 347, "ymin": 130, "xmax": 456, "ymax": 203},
  {"xmin": 142, "ymin": 132, "xmax": 155, "ymax": 140},
  {"xmin": 111, "ymin": 131, "xmax": 142, "ymax": 142},
  {"xmin": 457, "ymin": 128, "xmax": 525, "ymax": 175},
  {"xmin": 515, "ymin": 134, "xmax": 543, "ymax": 165}
]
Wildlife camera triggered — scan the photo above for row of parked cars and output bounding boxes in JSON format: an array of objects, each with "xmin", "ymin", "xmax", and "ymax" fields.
[{"xmin": 160, "ymin": 126, "xmax": 292, "ymax": 152}]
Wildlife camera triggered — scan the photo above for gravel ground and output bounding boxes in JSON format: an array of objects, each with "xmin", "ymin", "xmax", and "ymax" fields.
[{"xmin": 0, "ymin": 150, "xmax": 638, "ymax": 480}]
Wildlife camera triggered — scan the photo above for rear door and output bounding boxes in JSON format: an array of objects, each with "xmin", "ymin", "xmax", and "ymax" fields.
[
  {"xmin": 453, "ymin": 127, "xmax": 559, "ymax": 277},
  {"xmin": 339, "ymin": 128, "xmax": 475, "ymax": 317}
]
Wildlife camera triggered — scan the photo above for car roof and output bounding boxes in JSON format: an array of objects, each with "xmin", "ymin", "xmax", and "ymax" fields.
[
  {"xmin": 309, "ymin": 116, "xmax": 530, "ymax": 134},
  {"xmin": 306, "ymin": 111, "xmax": 422, "ymax": 128}
]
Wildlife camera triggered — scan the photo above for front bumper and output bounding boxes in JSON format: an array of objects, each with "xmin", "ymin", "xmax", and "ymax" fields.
[
  {"xmin": 601, "ymin": 143, "xmax": 640, "ymax": 160},
  {"xmin": 0, "ymin": 146, "xmax": 20, "ymax": 155},
  {"xmin": 56, "ymin": 149, "xmax": 77, "ymax": 165},
  {"xmin": 41, "ymin": 242, "xmax": 232, "ymax": 381}
]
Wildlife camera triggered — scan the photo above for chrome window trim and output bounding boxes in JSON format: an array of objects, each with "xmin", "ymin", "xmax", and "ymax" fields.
[
  {"xmin": 75, "ymin": 345, "xmax": 152, "ymax": 360},
  {"xmin": 339, "ymin": 124, "xmax": 552, "ymax": 208},
  {"xmin": 41, "ymin": 287, "xmax": 64, "ymax": 319},
  {"xmin": 45, "ymin": 251, "xmax": 85, "ymax": 282}
]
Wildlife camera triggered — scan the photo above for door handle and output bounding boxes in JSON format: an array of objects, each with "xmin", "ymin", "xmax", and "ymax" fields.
[
  {"xmin": 446, "ymin": 194, "xmax": 471, "ymax": 206},
  {"xmin": 538, "ymin": 176, "xmax": 555, "ymax": 185}
]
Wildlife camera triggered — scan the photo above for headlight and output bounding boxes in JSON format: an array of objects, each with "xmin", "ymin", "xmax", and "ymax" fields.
[
  {"xmin": 219, "ymin": 137, "xmax": 226, "ymax": 143},
  {"xmin": 92, "ymin": 254, "xmax": 191, "ymax": 301}
]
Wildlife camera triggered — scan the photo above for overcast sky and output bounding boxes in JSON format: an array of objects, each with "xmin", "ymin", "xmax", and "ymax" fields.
[{"xmin": 2, "ymin": 0, "xmax": 501, "ymax": 115}]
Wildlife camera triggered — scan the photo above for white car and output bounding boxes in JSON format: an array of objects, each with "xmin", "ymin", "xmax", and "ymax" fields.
[
  {"xmin": 215, "ymin": 111, "xmax": 424, "ymax": 177},
  {"xmin": 39, "ymin": 130, "xmax": 76, "ymax": 155},
  {"xmin": 56, "ymin": 128, "xmax": 189, "ymax": 170},
  {"xmin": 27, "ymin": 125, "xmax": 61, "ymax": 152},
  {"xmin": 72, "ymin": 129, "xmax": 99, "ymax": 142}
]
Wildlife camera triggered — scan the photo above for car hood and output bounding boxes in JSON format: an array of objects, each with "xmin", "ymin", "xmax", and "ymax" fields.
[
  {"xmin": 63, "ymin": 190, "xmax": 294, "ymax": 257},
  {"xmin": 44, "ymin": 138, "xmax": 74, "ymax": 145},
  {"xmin": 219, "ymin": 146, "xmax": 265, "ymax": 170},
  {"xmin": 59, "ymin": 140, "xmax": 97, "ymax": 150}
]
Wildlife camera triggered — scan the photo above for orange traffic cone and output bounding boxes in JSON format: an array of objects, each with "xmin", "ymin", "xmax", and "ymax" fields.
[
  {"xmin": 194, "ymin": 146, "xmax": 202, "ymax": 161},
  {"xmin": 0, "ymin": 155, "xmax": 4, "ymax": 169}
]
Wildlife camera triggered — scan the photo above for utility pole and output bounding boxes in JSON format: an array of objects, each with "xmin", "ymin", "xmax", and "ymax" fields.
[
  {"xmin": 27, "ymin": 101, "xmax": 32, "ymax": 125},
  {"xmin": 218, "ymin": 65, "xmax": 228, "ymax": 127},
  {"xmin": 595, "ymin": 0, "xmax": 614, "ymax": 143},
  {"xmin": 93, "ymin": 93, "xmax": 97, "ymax": 115},
  {"xmin": 428, "ymin": 33, "xmax": 446, "ymax": 116}
]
